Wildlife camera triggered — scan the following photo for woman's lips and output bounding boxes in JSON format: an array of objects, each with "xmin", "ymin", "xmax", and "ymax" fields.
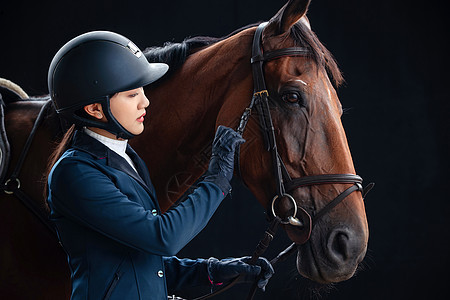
[{"xmin": 137, "ymin": 112, "xmax": 146, "ymax": 122}]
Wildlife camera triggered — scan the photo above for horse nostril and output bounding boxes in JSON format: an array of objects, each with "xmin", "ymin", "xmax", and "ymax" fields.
[{"xmin": 329, "ymin": 230, "xmax": 350, "ymax": 262}]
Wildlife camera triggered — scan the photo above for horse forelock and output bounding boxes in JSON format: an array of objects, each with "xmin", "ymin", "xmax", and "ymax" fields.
[{"xmin": 288, "ymin": 21, "xmax": 344, "ymax": 87}]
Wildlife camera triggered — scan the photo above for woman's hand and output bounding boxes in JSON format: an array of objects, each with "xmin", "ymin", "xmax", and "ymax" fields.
[
  {"xmin": 206, "ymin": 126, "xmax": 245, "ymax": 182},
  {"xmin": 207, "ymin": 256, "xmax": 274, "ymax": 291}
]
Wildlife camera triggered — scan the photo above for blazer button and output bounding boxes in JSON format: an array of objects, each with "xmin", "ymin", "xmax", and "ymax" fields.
[
  {"xmin": 157, "ymin": 270, "xmax": 164, "ymax": 278},
  {"xmin": 151, "ymin": 209, "xmax": 158, "ymax": 216}
]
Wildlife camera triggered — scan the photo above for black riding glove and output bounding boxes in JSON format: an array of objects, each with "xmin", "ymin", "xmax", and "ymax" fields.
[
  {"xmin": 206, "ymin": 126, "xmax": 245, "ymax": 182},
  {"xmin": 207, "ymin": 256, "xmax": 274, "ymax": 291}
]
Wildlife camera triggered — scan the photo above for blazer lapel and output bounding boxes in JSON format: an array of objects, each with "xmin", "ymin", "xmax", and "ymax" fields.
[
  {"xmin": 125, "ymin": 145, "xmax": 153, "ymax": 189},
  {"xmin": 106, "ymin": 149, "xmax": 157, "ymax": 200},
  {"xmin": 107, "ymin": 149, "xmax": 143, "ymax": 183},
  {"xmin": 71, "ymin": 131, "xmax": 159, "ymax": 209}
]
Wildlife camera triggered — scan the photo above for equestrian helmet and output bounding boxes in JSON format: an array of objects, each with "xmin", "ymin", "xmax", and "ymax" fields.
[{"xmin": 48, "ymin": 31, "xmax": 169, "ymax": 139}]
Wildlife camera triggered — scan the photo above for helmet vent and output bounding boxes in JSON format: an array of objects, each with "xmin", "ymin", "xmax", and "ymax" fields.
[{"xmin": 126, "ymin": 41, "xmax": 142, "ymax": 58}]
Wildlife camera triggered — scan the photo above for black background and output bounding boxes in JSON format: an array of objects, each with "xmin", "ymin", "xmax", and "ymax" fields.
[{"xmin": 0, "ymin": 0, "xmax": 448, "ymax": 299}]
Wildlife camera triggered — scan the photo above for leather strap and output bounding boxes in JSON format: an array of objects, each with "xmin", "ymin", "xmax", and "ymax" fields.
[
  {"xmin": 1, "ymin": 99, "xmax": 57, "ymax": 238},
  {"xmin": 285, "ymin": 174, "xmax": 363, "ymax": 192},
  {"xmin": 191, "ymin": 217, "xmax": 282, "ymax": 300},
  {"xmin": 252, "ymin": 47, "xmax": 310, "ymax": 63},
  {"xmin": 312, "ymin": 184, "xmax": 362, "ymax": 224}
]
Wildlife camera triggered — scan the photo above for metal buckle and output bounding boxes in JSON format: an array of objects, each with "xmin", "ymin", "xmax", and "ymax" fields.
[
  {"xmin": 253, "ymin": 90, "xmax": 269, "ymax": 97},
  {"xmin": 271, "ymin": 194, "xmax": 303, "ymax": 227},
  {"xmin": 4, "ymin": 178, "xmax": 20, "ymax": 194},
  {"xmin": 168, "ymin": 296, "xmax": 186, "ymax": 300}
]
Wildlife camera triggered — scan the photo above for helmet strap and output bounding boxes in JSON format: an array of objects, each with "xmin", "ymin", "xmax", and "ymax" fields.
[
  {"xmin": 101, "ymin": 96, "xmax": 136, "ymax": 140},
  {"xmin": 70, "ymin": 96, "xmax": 136, "ymax": 140}
]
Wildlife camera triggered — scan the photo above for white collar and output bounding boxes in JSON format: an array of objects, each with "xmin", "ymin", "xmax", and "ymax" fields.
[{"xmin": 83, "ymin": 127, "xmax": 128, "ymax": 157}]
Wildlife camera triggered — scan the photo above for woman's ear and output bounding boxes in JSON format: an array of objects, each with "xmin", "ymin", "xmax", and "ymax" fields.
[{"xmin": 84, "ymin": 103, "xmax": 106, "ymax": 120}]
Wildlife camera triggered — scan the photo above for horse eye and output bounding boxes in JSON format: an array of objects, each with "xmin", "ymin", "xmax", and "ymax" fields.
[{"xmin": 281, "ymin": 92, "xmax": 300, "ymax": 104}]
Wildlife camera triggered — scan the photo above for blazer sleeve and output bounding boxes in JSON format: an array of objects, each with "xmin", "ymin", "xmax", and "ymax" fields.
[
  {"xmin": 48, "ymin": 156, "xmax": 230, "ymax": 256},
  {"xmin": 163, "ymin": 256, "xmax": 210, "ymax": 293}
]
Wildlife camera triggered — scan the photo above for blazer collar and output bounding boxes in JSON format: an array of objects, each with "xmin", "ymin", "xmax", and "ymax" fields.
[{"xmin": 71, "ymin": 130, "xmax": 156, "ymax": 200}]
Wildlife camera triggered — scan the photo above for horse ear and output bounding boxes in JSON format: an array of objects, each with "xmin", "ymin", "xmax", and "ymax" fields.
[
  {"xmin": 266, "ymin": 0, "xmax": 311, "ymax": 35},
  {"xmin": 300, "ymin": 15, "xmax": 311, "ymax": 30}
]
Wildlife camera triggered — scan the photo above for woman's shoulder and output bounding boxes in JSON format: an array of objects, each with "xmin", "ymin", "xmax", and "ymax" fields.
[
  {"xmin": 60, "ymin": 147, "xmax": 101, "ymax": 165},
  {"xmin": 50, "ymin": 147, "xmax": 106, "ymax": 179}
]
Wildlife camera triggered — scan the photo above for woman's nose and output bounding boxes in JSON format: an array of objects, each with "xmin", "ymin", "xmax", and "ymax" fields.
[{"xmin": 140, "ymin": 93, "xmax": 150, "ymax": 109}]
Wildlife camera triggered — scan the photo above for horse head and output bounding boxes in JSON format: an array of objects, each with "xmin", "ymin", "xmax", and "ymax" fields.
[
  {"xmin": 141, "ymin": 0, "xmax": 369, "ymax": 286},
  {"xmin": 221, "ymin": 0, "xmax": 369, "ymax": 284}
]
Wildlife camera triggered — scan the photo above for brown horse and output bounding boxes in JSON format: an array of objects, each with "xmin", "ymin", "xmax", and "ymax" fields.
[{"xmin": 0, "ymin": 0, "xmax": 369, "ymax": 298}]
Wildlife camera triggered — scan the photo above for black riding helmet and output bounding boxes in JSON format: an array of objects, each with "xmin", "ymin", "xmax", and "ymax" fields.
[{"xmin": 48, "ymin": 31, "xmax": 169, "ymax": 139}]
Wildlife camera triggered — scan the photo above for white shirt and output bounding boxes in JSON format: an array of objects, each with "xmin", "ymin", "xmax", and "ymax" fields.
[{"xmin": 83, "ymin": 127, "xmax": 137, "ymax": 172}]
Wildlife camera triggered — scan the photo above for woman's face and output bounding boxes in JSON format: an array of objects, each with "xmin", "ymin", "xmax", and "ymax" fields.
[{"xmin": 109, "ymin": 87, "xmax": 149, "ymax": 136}]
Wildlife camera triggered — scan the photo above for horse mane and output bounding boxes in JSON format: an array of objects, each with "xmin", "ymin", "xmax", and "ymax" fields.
[
  {"xmin": 143, "ymin": 23, "xmax": 259, "ymax": 78},
  {"xmin": 144, "ymin": 21, "xmax": 343, "ymax": 86}
]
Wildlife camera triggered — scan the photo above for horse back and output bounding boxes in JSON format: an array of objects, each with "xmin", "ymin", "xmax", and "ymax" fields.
[{"xmin": 0, "ymin": 98, "xmax": 70, "ymax": 299}]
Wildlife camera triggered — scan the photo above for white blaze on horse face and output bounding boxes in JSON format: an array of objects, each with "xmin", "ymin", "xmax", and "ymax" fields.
[
  {"xmin": 287, "ymin": 79, "xmax": 308, "ymax": 86},
  {"xmin": 287, "ymin": 79, "xmax": 308, "ymax": 87},
  {"xmin": 297, "ymin": 79, "xmax": 308, "ymax": 86}
]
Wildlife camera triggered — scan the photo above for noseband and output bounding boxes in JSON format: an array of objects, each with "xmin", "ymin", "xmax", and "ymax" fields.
[{"xmin": 236, "ymin": 22, "xmax": 374, "ymax": 244}]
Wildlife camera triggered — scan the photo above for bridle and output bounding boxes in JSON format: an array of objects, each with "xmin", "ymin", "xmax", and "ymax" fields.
[
  {"xmin": 234, "ymin": 22, "xmax": 373, "ymax": 299},
  {"xmin": 193, "ymin": 22, "xmax": 373, "ymax": 300},
  {"xmin": 192, "ymin": 22, "xmax": 374, "ymax": 300},
  {"xmin": 236, "ymin": 22, "xmax": 373, "ymax": 243}
]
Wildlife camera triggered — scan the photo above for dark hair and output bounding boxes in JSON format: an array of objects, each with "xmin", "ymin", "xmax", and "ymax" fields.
[
  {"xmin": 43, "ymin": 96, "xmax": 116, "ymax": 203},
  {"xmin": 43, "ymin": 124, "xmax": 76, "ymax": 203}
]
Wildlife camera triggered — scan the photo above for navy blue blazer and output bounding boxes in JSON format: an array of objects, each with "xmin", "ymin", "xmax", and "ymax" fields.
[{"xmin": 47, "ymin": 130, "xmax": 231, "ymax": 299}]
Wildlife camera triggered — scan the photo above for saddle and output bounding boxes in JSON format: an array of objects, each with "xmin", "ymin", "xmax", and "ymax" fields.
[
  {"xmin": 0, "ymin": 78, "xmax": 33, "ymax": 186},
  {"xmin": 0, "ymin": 78, "xmax": 29, "ymax": 184}
]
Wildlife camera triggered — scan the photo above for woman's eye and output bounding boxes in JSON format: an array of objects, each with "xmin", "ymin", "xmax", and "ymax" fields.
[
  {"xmin": 129, "ymin": 93, "xmax": 138, "ymax": 98},
  {"xmin": 281, "ymin": 92, "xmax": 301, "ymax": 104}
]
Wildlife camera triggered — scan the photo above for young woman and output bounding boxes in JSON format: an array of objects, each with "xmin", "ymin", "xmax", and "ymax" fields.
[{"xmin": 46, "ymin": 31, "xmax": 273, "ymax": 300}]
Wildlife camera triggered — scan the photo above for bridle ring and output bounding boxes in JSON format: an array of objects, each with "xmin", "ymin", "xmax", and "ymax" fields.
[
  {"xmin": 271, "ymin": 194, "xmax": 303, "ymax": 227},
  {"xmin": 4, "ymin": 178, "xmax": 20, "ymax": 195}
]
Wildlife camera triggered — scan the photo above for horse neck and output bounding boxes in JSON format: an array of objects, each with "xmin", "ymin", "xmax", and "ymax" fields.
[{"xmin": 135, "ymin": 28, "xmax": 255, "ymax": 211}]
